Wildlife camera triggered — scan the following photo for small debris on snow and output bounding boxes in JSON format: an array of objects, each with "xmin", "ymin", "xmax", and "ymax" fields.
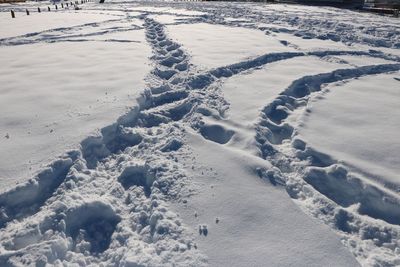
[
  {"xmin": 199, "ymin": 224, "xmax": 208, "ymax": 236},
  {"xmin": 202, "ymin": 225, "xmax": 208, "ymax": 236}
]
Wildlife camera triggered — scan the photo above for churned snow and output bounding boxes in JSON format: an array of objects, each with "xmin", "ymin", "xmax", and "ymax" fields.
[{"xmin": 0, "ymin": 0, "xmax": 399, "ymax": 266}]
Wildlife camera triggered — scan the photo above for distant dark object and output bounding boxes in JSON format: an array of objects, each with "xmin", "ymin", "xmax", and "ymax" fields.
[
  {"xmin": 26, "ymin": 9, "xmax": 29, "ymax": 15},
  {"xmin": 205, "ymin": 0, "xmax": 366, "ymax": 8},
  {"xmin": 47, "ymin": 6, "xmax": 50, "ymax": 11},
  {"xmin": 11, "ymin": 10, "xmax": 15, "ymax": 18},
  {"xmin": 55, "ymin": 4, "xmax": 58, "ymax": 9},
  {"xmin": 61, "ymin": 3, "xmax": 63, "ymax": 7},
  {"xmin": 368, "ymin": 0, "xmax": 400, "ymax": 9},
  {"xmin": 364, "ymin": 0, "xmax": 400, "ymax": 15},
  {"xmin": 99, "ymin": 0, "xmax": 105, "ymax": 3},
  {"xmin": 294, "ymin": 0, "xmax": 364, "ymax": 8},
  {"xmin": 38, "ymin": 7, "xmax": 41, "ymax": 13},
  {"xmin": 364, "ymin": 6, "xmax": 400, "ymax": 14}
]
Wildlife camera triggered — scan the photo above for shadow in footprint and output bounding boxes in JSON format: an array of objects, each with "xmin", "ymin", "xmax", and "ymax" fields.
[
  {"xmin": 200, "ymin": 124, "xmax": 234, "ymax": 145},
  {"xmin": 118, "ymin": 164, "xmax": 155, "ymax": 197},
  {"xmin": 65, "ymin": 201, "xmax": 121, "ymax": 254}
]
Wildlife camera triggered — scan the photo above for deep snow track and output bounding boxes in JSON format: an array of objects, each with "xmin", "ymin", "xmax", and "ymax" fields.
[
  {"xmin": 0, "ymin": 15, "xmax": 207, "ymax": 267},
  {"xmin": 254, "ymin": 64, "xmax": 400, "ymax": 266},
  {"xmin": 1, "ymin": 1, "xmax": 400, "ymax": 266}
]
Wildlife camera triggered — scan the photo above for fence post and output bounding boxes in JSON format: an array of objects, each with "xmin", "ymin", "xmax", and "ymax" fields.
[
  {"xmin": 11, "ymin": 10, "xmax": 15, "ymax": 18},
  {"xmin": 55, "ymin": 5, "xmax": 58, "ymax": 9}
]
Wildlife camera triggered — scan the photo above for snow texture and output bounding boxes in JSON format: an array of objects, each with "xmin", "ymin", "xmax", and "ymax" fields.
[{"xmin": 0, "ymin": 0, "xmax": 399, "ymax": 266}]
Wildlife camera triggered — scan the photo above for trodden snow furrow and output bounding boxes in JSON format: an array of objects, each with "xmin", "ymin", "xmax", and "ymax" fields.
[
  {"xmin": 254, "ymin": 63, "xmax": 400, "ymax": 266},
  {"xmin": 0, "ymin": 18, "xmax": 135, "ymax": 46},
  {"xmin": 0, "ymin": 16, "xmax": 208, "ymax": 267},
  {"xmin": 186, "ymin": 49, "xmax": 400, "ymax": 91}
]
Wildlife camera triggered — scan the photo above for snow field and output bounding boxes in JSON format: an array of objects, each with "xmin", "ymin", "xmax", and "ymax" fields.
[
  {"xmin": 0, "ymin": 1, "xmax": 400, "ymax": 266},
  {"xmin": 0, "ymin": 8, "xmax": 151, "ymax": 189},
  {"xmin": 299, "ymin": 73, "xmax": 400, "ymax": 189}
]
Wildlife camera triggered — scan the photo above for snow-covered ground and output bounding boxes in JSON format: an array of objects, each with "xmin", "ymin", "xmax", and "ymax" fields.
[
  {"xmin": 0, "ymin": 0, "xmax": 399, "ymax": 266},
  {"xmin": 0, "ymin": 8, "xmax": 151, "ymax": 188}
]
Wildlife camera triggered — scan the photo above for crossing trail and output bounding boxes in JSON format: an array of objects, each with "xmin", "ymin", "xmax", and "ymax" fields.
[{"xmin": 0, "ymin": 1, "xmax": 399, "ymax": 266}]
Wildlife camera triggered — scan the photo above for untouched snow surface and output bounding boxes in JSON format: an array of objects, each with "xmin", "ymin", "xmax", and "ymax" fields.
[
  {"xmin": 0, "ymin": 0, "xmax": 399, "ymax": 266},
  {"xmin": 0, "ymin": 10, "xmax": 151, "ymax": 188},
  {"xmin": 167, "ymin": 23, "xmax": 293, "ymax": 70}
]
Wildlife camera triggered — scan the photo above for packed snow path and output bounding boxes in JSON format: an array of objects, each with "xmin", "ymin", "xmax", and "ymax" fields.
[{"xmin": 0, "ymin": 1, "xmax": 399, "ymax": 266}]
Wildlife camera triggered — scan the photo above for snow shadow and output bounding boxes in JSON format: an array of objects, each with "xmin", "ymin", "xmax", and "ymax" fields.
[
  {"xmin": 118, "ymin": 163, "xmax": 155, "ymax": 197},
  {"xmin": 65, "ymin": 201, "xmax": 121, "ymax": 254},
  {"xmin": 0, "ymin": 151, "xmax": 78, "ymax": 228},
  {"xmin": 199, "ymin": 124, "xmax": 234, "ymax": 144}
]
